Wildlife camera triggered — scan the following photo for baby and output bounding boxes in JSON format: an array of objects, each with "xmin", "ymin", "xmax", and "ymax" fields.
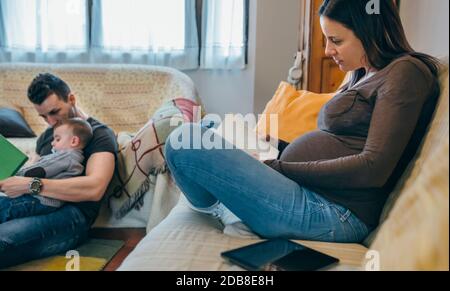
[{"xmin": 0, "ymin": 118, "xmax": 93, "ymax": 223}]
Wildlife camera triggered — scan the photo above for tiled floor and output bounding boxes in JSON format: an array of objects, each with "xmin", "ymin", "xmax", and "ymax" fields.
[{"xmin": 89, "ymin": 228, "xmax": 146, "ymax": 271}]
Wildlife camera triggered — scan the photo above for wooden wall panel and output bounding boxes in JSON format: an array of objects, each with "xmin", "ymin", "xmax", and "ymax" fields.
[{"xmin": 306, "ymin": 0, "xmax": 346, "ymax": 93}]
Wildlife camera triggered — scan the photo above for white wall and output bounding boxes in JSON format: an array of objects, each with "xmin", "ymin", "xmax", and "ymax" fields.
[
  {"xmin": 400, "ymin": 0, "xmax": 449, "ymax": 58},
  {"xmin": 185, "ymin": 0, "xmax": 300, "ymax": 117},
  {"xmin": 184, "ymin": 0, "xmax": 256, "ymax": 117},
  {"xmin": 189, "ymin": 0, "xmax": 450, "ymax": 117},
  {"xmin": 253, "ymin": 0, "xmax": 300, "ymax": 115}
]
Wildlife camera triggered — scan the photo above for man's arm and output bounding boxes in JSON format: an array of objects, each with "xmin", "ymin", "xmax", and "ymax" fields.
[
  {"xmin": 0, "ymin": 152, "xmax": 115, "ymax": 202},
  {"xmin": 40, "ymin": 152, "xmax": 115, "ymax": 202}
]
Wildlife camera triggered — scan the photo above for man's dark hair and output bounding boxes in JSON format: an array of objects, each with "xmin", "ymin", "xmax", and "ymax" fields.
[
  {"xmin": 55, "ymin": 118, "xmax": 93, "ymax": 148},
  {"xmin": 27, "ymin": 73, "xmax": 71, "ymax": 105}
]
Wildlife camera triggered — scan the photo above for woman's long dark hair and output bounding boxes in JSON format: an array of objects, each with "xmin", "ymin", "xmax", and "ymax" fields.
[{"xmin": 319, "ymin": 0, "xmax": 441, "ymax": 89}]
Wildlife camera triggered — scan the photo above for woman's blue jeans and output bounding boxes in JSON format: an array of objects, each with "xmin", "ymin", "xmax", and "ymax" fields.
[{"xmin": 165, "ymin": 123, "xmax": 369, "ymax": 243}]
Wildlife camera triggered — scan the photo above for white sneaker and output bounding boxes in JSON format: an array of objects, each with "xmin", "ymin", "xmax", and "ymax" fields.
[
  {"xmin": 187, "ymin": 201, "xmax": 241, "ymax": 226},
  {"xmin": 223, "ymin": 222, "xmax": 259, "ymax": 239}
]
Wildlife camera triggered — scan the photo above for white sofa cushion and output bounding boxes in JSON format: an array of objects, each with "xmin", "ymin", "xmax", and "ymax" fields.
[
  {"xmin": 7, "ymin": 138, "xmax": 38, "ymax": 159},
  {"xmin": 118, "ymin": 196, "xmax": 368, "ymax": 271}
]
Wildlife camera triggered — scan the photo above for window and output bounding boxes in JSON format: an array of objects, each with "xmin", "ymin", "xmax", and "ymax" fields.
[
  {"xmin": 1, "ymin": 0, "xmax": 87, "ymax": 53},
  {"xmin": 0, "ymin": 0, "xmax": 247, "ymax": 69},
  {"xmin": 201, "ymin": 0, "xmax": 247, "ymax": 69},
  {"xmin": 91, "ymin": 0, "xmax": 199, "ymax": 69},
  {"xmin": 100, "ymin": 0, "xmax": 185, "ymax": 51}
]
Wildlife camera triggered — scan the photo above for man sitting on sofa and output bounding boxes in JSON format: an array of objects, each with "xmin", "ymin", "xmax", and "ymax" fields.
[{"xmin": 0, "ymin": 73, "xmax": 118, "ymax": 268}]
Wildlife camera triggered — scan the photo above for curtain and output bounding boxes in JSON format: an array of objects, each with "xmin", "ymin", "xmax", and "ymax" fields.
[
  {"xmin": 91, "ymin": 0, "xmax": 199, "ymax": 69},
  {"xmin": 0, "ymin": 0, "xmax": 88, "ymax": 63},
  {"xmin": 0, "ymin": 2, "xmax": 6, "ymax": 50},
  {"xmin": 200, "ymin": 0, "xmax": 247, "ymax": 69},
  {"xmin": 0, "ymin": 0, "xmax": 247, "ymax": 70}
]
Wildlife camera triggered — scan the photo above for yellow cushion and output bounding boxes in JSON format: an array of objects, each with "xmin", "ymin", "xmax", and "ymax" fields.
[{"xmin": 257, "ymin": 82, "xmax": 334, "ymax": 143}]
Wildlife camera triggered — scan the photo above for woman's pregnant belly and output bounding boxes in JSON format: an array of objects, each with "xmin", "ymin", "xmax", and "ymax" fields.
[{"xmin": 279, "ymin": 130, "xmax": 365, "ymax": 163}]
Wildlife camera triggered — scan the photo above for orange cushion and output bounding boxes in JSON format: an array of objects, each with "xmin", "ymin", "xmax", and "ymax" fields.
[{"xmin": 257, "ymin": 82, "xmax": 334, "ymax": 143}]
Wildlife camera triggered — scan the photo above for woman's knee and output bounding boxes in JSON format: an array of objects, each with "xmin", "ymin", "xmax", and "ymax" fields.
[
  {"xmin": 165, "ymin": 123, "xmax": 189, "ymax": 160},
  {"xmin": 165, "ymin": 122, "xmax": 204, "ymax": 159}
]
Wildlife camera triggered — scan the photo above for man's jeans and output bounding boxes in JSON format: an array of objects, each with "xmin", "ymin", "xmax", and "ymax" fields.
[
  {"xmin": 0, "ymin": 195, "xmax": 59, "ymax": 223},
  {"xmin": 165, "ymin": 123, "xmax": 369, "ymax": 243},
  {"xmin": 0, "ymin": 202, "xmax": 89, "ymax": 269}
]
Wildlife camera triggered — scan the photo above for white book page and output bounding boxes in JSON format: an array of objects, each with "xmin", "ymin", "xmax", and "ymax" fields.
[{"xmin": 210, "ymin": 115, "xmax": 279, "ymax": 161}]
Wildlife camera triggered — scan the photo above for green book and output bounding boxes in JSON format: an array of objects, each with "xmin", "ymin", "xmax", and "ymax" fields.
[{"xmin": 0, "ymin": 134, "xmax": 29, "ymax": 180}]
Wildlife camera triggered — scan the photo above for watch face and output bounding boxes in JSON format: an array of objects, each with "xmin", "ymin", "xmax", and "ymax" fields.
[
  {"xmin": 31, "ymin": 181, "xmax": 39, "ymax": 190},
  {"xmin": 30, "ymin": 179, "xmax": 41, "ymax": 193}
]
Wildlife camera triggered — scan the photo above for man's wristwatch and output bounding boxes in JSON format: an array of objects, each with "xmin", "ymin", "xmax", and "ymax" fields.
[{"xmin": 29, "ymin": 177, "xmax": 43, "ymax": 195}]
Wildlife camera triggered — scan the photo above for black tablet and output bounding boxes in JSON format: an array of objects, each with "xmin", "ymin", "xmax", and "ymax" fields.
[{"xmin": 221, "ymin": 238, "xmax": 339, "ymax": 271}]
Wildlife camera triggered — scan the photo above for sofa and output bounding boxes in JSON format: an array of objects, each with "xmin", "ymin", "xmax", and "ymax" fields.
[
  {"xmin": 0, "ymin": 63, "xmax": 198, "ymax": 230},
  {"xmin": 1, "ymin": 60, "xmax": 448, "ymax": 271},
  {"xmin": 118, "ymin": 59, "xmax": 449, "ymax": 271}
]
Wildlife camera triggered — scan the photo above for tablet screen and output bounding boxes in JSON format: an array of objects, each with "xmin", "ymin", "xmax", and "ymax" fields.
[{"xmin": 221, "ymin": 238, "xmax": 339, "ymax": 271}]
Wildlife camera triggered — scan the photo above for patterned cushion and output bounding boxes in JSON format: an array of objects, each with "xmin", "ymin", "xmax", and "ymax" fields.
[{"xmin": 106, "ymin": 98, "xmax": 200, "ymax": 219}]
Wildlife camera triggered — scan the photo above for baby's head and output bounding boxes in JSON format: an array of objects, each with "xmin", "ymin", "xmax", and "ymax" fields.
[{"xmin": 51, "ymin": 118, "xmax": 93, "ymax": 152}]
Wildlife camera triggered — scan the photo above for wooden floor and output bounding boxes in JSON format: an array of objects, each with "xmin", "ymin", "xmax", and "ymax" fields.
[{"xmin": 89, "ymin": 228, "xmax": 146, "ymax": 271}]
